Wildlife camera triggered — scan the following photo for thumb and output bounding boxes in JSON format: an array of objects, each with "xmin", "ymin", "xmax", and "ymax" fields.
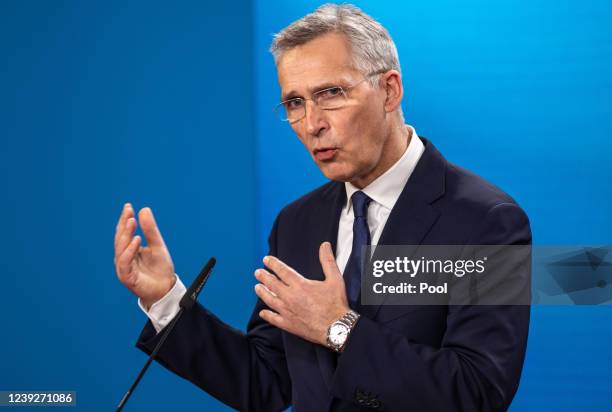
[
  {"xmin": 319, "ymin": 242, "xmax": 342, "ymax": 282},
  {"xmin": 138, "ymin": 207, "xmax": 166, "ymax": 248}
]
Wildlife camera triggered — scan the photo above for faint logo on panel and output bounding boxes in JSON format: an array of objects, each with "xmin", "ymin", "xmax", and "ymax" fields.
[{"xmin": 534, "ymin": 247, "xmax": 612, "ymax": 304}]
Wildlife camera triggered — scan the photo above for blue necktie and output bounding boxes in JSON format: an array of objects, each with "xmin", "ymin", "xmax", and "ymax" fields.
[{"xmin": 344, "ymin": 191, "xmax": 372, "ymax": 309}]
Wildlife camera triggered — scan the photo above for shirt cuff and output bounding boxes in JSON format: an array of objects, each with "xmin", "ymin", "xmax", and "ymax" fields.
[{"xmin": 137, "ymin": 274, "xmax": 186, "ymax": 333}]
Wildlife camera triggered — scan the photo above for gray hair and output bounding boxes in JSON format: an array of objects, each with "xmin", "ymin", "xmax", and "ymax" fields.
[{"xmin": 270, "ymin": 3, "xmax": 402, "ymax": 85}]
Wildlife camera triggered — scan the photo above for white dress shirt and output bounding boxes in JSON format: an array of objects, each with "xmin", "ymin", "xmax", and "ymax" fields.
[{"xmin": 139, "ymin": 125, "xmax": 425, "ymax": 333}]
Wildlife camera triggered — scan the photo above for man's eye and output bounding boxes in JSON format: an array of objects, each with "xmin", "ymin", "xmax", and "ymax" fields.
[
  {"xmin": 284, "ymin": 99, "xmax": 304, "ymax": 110},
  {"xmin": 318, "ymin": 87, "xmax": 343, "ymax": 99}
]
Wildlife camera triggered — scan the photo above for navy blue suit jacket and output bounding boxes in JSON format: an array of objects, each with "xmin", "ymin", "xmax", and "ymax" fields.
[{"xmin": 136, "ymin": 138, "xmax": 531, "ymax": 411}]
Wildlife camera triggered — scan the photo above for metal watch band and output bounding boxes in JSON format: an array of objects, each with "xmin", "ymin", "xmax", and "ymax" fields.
[{"xmin": 338, "ymin": 310, "xmax": 360, "ymax": 329}]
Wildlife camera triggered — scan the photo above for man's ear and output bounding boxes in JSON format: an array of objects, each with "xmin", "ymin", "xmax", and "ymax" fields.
[{"xmin": 381, "ymin": 70, "xmax": 403, "ymax": 114}]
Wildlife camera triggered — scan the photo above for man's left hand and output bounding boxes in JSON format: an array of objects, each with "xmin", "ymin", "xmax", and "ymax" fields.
[{"xmin": 254, "ymin": 241, "xmax": 350, "ymax": 346}]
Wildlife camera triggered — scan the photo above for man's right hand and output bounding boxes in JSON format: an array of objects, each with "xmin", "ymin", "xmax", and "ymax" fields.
[{"xmin": 114, "ymin": 203, "xmax": 176, "ymax": 310}]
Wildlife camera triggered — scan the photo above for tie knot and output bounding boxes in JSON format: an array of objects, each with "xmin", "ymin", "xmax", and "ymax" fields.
[{"xmin": 351, "ymin": 191, "xmax": 371, "ymax": 218}]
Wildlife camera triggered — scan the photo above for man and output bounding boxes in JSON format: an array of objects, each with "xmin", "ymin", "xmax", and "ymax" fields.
[{"xmin": 114, "ymin": 4, "xmax": 530, "ymax": 411}]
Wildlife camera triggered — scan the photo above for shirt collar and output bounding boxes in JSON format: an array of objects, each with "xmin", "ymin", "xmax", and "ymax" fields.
[{"xmin": 344, "ymin": 125, "xmax": 425, "ymax": 214}]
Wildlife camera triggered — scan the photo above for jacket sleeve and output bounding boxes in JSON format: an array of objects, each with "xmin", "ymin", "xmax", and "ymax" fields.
[
  {"xmin": 329, "ymin": 203, "xmax": 531, "ymax": 411},
  {"xmin": 135, "ymin": 215, "xmax": 291, "ymax": 412}
]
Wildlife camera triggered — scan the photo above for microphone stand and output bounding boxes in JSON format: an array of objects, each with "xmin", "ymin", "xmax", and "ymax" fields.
[{"xmin": 116, "ymin": 257, "xmax": 216, "ymax": 411}]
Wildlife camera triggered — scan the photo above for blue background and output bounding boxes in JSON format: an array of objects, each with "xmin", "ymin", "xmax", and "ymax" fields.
[{"xmin": 1, "ymin": 0, "xmax": 610, "ymax": 410}]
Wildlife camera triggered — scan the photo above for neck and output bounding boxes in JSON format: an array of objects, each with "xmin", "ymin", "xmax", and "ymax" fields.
[{"xmin": 350, "ymin": 123, "xmax": 411, "ymax": 189}]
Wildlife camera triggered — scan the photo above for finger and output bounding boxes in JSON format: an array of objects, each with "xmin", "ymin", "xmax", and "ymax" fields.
[
  {"xmin": 259, "ymin": 309, "xmax": 289, "ymax": 331},
  {"xmin": 254, "ymin": 284, "xmax": 285, "ymax": 314},
  {"xmin": 254, "ymin": 269, "xmax": 287, "ymax": 298},
  {"xmin": 262, "ymin": 255, "xmax": 303, "ymax": 286},
  {"xmin": 319, "ymin": 241, "xmax": 342, "ymax": 282},
  {"xmin": 138, "ymin": 207, "xmax": 166, "ymax": 248},
  {"xmin": 114, "ymin": 203, "xmax": 134, "ymax": 249},
  {"xmin": 117, "ymin": 235, "xmax": 141, "ymax": 282},
  {"xmin": 115, "ymin": 217, "xmax": 137, "ymax": 260}
]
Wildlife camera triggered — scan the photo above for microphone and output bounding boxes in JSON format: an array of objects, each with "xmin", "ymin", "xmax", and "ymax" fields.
[
  {"xmin": 180, "ymin": 257, "xmax": 216, "ymax": 309},
  {"xmin": 116, "ymin": 257, "xmax": 216, "ymax": 412}
]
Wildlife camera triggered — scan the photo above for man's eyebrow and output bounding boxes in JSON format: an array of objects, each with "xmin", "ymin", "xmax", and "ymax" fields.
[
  {"xmin": 281, "ymin": 81, "xmax": 346, "ymax": 102},
  {"xmin": 281, "ymin": 90, "xmax": 301, "ymax": 102}
]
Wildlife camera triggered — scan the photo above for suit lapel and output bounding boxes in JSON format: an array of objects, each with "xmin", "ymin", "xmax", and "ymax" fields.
[
  {"xmin": 359, "ymin": 138, "xmax": 446, "ymax": 320},
  {"xmin": 306, "ymin": 181, "xmax": 346, "ymax": 279},
  {"xmin": 309, "ymin": 182, "xmax": 346, "ymax": 389}
]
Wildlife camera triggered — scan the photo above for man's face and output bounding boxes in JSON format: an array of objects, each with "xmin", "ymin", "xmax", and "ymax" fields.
[{"xmin": 276, "ymin": 32, "xmax": 391, "ymax": 185}]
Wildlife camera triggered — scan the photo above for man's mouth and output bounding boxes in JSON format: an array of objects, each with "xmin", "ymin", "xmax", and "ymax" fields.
[{"xmin": 313, "ymin": 147, "xmax": 338, "ymax": 161}]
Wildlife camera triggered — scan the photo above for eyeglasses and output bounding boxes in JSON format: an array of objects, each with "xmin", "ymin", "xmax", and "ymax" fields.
[{"xmin": 273, "ymin": 70, "xmax": 387, "ymax": 123}]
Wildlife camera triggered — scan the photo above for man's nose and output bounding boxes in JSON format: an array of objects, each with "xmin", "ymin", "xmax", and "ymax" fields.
[{"xmin": 304, "ymin": 100, "xmax": 328, "ymax": 137}]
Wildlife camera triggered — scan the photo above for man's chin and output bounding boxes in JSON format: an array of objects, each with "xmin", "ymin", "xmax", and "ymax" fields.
[{"xmin": 318, "ymin": 165, "xmax": 354, "ymax": 183}]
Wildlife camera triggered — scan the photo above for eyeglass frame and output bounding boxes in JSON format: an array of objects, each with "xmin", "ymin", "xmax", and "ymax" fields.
[{"xmin": 273, "ymin": 70, "xmax": 389, "ymax": 123}]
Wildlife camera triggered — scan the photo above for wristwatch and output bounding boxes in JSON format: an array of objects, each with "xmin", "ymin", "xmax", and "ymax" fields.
[{"xmin": 326, "ymin": 310, "xmax": 360, "ymax": 352}]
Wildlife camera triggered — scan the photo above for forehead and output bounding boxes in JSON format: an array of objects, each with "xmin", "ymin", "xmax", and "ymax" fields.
[{"xmin": 276, "ymin": 32, "xmax": 360, "ymax": 99}]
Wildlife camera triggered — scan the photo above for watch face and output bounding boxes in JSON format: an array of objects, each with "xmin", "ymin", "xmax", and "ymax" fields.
[{"xmin": 329, "ymin": 323, "xmax": 349, "ymax": 346}]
